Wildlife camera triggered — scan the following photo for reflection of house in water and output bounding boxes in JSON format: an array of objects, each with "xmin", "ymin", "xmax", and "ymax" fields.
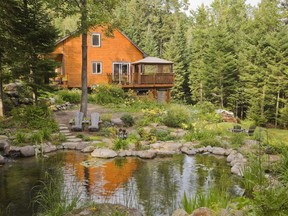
[{"xmin": 63, "ymin": 153, "xmax": 139, "ymax": 196}]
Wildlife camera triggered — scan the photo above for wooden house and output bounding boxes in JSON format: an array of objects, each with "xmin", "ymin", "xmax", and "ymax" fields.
[{"xmin": 51, "ymin": 27, "xmax": 174, "ymax": 102}]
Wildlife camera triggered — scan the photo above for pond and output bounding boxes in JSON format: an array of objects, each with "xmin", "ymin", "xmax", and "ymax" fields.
[{"xmin": 0, "ymin": 151, "xmax": 240, "ymax": 216}]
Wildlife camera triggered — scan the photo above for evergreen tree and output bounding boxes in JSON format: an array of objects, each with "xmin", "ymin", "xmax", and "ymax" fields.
[
  {"xmin": 9, "ymin": 0, "xmax": 58, "ymax": 105},
  {"xmin": 188, "ymin": 5, "xmax": 210, "ymax": 104},
  {"xmin": 163, "ymin": 19, "xmax": 190, "ymax": 103}
]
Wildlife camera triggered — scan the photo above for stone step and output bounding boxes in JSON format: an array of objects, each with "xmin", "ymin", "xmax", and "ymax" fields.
[
  {"xmin": 65, "ymin": 135, "xmax": 77, "ymax": 139},
  {"xmin": 61, "ymin": 132, "xmax": 72, "ymax": 136},
  {"xmin": 67, "ymin": 138, "xmax": 82, "ymax": 142},
  {"xmin": 59, "ymin": 126, "xmax": 69, "ymax": 130},
  {"xmin": 60, "ymin": 130, "xmax": 70, "ymax": 133}
]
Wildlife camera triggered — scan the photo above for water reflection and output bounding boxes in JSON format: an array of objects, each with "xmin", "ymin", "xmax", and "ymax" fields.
[{"xmin": 0, "ymin": 151, "xmax": 239, "ymax": 216}]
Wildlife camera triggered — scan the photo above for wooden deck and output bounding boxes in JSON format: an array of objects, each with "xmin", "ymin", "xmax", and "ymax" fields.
[{"xmin": 107, "ymin": 73, "xmax": 174, "ymax": 87}]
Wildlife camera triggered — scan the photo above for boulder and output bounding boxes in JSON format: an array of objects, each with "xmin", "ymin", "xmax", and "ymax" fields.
[
  {"xmin": 0, "ymin": 135, "xmax": 9, "ymax": 140},
  {"xmin": 231, "ymin": 163, "xmax": 244, "ymax": 176},
  {"xmin": 75, "ymin": 142, "xmax": 89, "ymax": 150},
  {"xmin": 0, "ymin": 139, "xmax": 9, "ymax": 150},
  {"xmin": 20, "ymin": 146, "xmax": 35, "ymax": 157},
  {"xmin": 150, "ymin": 143, "xmax": 162, "ymax": 150},
  {"xmin": 43, "ymin": 143, "xmax": 57, "ymax": 153},
  {"xmin": 136, "ymin": 150, "xmax": 157, "ymax": 159},
  {"xmin": 212, "ymin": 147, "xmax": 226, "ymax": 155},
  {"xmin": 62, "ymin": 142, "xmax": 78, "ymax": 150},
  {"xmin": 230, "ymin": 158, "xmax": 247, "ymax": 167},
  {"xmin": 170, "ymin": 129, "xmax": 187, "ymax": 138},
  {"xmin": 81, "ymin": 145, "xmax": 95, "ymax": 153},
  {"xmin": 171, "ymin": 209, "xmax": 189, "ymax": 216},
  {"xmin": 111, "ymin": 118, "xmax": 124, "ymax": 126},
  {"xmin": 118, "ymin": 150, "xmax": 135, "ymax": 157},
  {"xmin": 162, "ymin": 142, "xmax": 182, "ymax": 151},
  {"xmin": 0, "ymin": 155, "xmax": 5, "ymax": 165},
  {"xmin": 157, "ymin": 150, "xmax": 177, "ymax": 156},
  {"xmin": 181, "ymin": 147, "xmax": 196, "ymax": 155},
  {"xmin": 5, "ymin": 146, "xmax": 21, "ymax": 157},
  {"xmin": 227, "ymin": 152, "xmax": 245, "ymax": 164},
  {"xmin": 191, "ymin": 207, "xmax": 212, "ymax": 216},
  {"xmin": 91, "ymin": 149, "xmax": 117, "ymax": 158}
]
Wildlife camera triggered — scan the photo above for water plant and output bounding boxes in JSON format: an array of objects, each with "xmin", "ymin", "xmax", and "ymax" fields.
[
  {"xmin": 32, "ymin": 171, "xmax": 81, "ymax": 216},
  {"xmin": 181, "ymin": 187, "xmax": 231, "ymax": 214},
  {"xmin": 113, "ymin": 138, "xmax": 128, "ymax": 150}
]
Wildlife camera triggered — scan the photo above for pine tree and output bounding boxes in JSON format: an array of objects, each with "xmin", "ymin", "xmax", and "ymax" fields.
[
  {"xmin": 163, "ymin": 18, "xmax": 190, "ymax": 103},
  {"xmin": 188, "ymin": 5, "xmax": 210, "ymax": 104}
]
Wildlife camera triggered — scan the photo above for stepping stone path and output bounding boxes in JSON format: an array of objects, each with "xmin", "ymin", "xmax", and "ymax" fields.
[{"xmin": 58, "ymin": 124, "xmax": 91, "ymax": 151}]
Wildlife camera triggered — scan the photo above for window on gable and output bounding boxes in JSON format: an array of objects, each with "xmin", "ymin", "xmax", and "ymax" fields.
[
  {"xmin": 92, "ymin": 62, "xmax": 102, "ymax": 74},
  {"xmin": 91, "ymin": 33, "xmax": 101, "ymax": 47}
]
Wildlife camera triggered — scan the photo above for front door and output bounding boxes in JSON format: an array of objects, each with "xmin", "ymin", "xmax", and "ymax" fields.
[{"xmin": 113, "ymin": 63, "xmax": 130, "ymax": 84}]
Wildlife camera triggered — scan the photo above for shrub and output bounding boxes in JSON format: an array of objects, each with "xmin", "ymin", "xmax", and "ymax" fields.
[
  {"xmin": 200, "ymin": 138, "xmax": 222, "ymax": 147},
  {"xmin": 11, "ymin": 105, "xmax": 58, "ymax": 132},
  {"xmin": 13, "ymin": 132, "xmax": 28, "ymax": 146},
  {"xmin": 57, "ymin": 89, "xmax": 81, "ymax": 103},
  {"xmin": 162, "ymin": 105, "xmax": 191, "ymax": 128},
  {"xmin": 184, "ymin": 129, "xmax": 216, "ymax": 142},
  {"xmin": 120, "ymin": 114, "xmax": 135, "ymax": 127},
  {"xmin": 91, "ymin": 84, "xmax": 125, "ymax": 105},
  {"xmin": 230, "ymin": 133, "xmax": 246, "ymax": 148},
  {"xmin": 113, "ymin": 138, "xmax": 128, "ymax": 150},
  {"xmin": 252, "ymin": 184, "xmax": 288, "ymax": 215}
]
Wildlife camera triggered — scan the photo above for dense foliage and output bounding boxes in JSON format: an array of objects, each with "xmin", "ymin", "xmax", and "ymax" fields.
[{"xmin": 115, "ymin": 0, "xmax": 288, "ymax": 127}]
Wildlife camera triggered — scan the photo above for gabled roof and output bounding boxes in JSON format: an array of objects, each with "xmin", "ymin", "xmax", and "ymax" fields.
[
  {"xmin": 131, "ymin": 56, "xmax": 173, "ymax": 64},
  {"xmin": 55, "ymin": 28, "xmax": 147, "ymax": 57}
]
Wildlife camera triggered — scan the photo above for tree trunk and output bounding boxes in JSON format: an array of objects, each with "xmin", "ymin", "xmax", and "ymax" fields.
[
  {"xmin": 275, "ymin": 89, "xmax": 280, "ymax": 127},
  {"xmin": 0, "ymin": 71, "xmax": 4, "ymax": 117},
  {"xmin": 220, "ymin": 84, "xmax": 224, "ymax": 108},
  {"xmin": 80, "ymin": 0, "xmax": 88, "ymax": 117},
  {"xmin": 200, "ymin": 81, "xmax": 203, "ymax": 103},
  {"xmin": 261, "ymin": 85, "xmax": 266, "ymax": 118}
]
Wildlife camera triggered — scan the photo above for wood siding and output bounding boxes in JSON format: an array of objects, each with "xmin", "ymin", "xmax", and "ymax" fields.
[{"xmin": 52, "ymin": 27, "xmax": 144, "ymax": 88}]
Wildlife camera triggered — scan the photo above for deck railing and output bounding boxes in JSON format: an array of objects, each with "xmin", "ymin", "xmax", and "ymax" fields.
[{"xmin": 107, "ymin": 73, "xmax": 174, "ymax": 85}]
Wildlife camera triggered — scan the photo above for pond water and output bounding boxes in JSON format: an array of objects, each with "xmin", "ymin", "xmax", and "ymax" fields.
[{"xmin": 0, "ymin": 151, "xmax": 240, "ymax": 216}]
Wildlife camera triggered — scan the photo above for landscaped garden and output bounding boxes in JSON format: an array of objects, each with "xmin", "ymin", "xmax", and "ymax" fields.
[{"xmin": 1, "ymin": 85, "xmax": 288, "ymax": 216}]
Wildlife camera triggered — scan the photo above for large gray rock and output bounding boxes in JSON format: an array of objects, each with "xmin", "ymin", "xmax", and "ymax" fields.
[
  {"xmin": 231, "ymin": 163, "xmax": 244, "ymax": 176},
  {"xmin": 111, "ymin": 118, "xmax": 124, "ymax": 126},
  {"xmin": 91, "ymin": 149, "xmax": 117, "ymax": 158},
  {"xmin": 0, "ymin": 139, "xmax": 9, "ymax": 150},
  {"xmin": 4, "ymin": 146, "xmax": 20, "ymax": 157},
  {"xmin": 170, "ymin": 129, "xmax": 187, "ymax": 138},
  {"xmin": 0, "ymin": 155, "xmax": 5, "ymax": 165},
  {"xmin": 162, "ymin": 142, "xmax": 182, "ymax": 151},
  {"xmin": 20, "ymin": 146, "xmax": 35, "ymax": 157},
  {"xmin": 75, "ymin": 142, "xmax": 89, "ymax": 150},
  {"xmin": 157, "ymin": 150, "xmax": 177, "ymax": 156},
  {"xmin": 136, "ymin": 150, "xmax": 157, "ymax": 159},
  {"xmin": 230, "ymin": 158, "xmax": 247, "ymax": 167},
  {"xmin": 171, "ymin": 209, "xmax": 189, "ymax": 216},
  {"xmin": 81, "ymin": 145, "xmax": 95, "ymax": 153},
  {"xmin": 212, "ymin": 147, "xmax": 226, "ymax": 155},
  {"xmin": 62, "ymin": 142, "xmax": 78, "ymax": 150},
  {"xmin": 181, "ymin": 147, "xmax": 196, "ymax": 155},
  {"xmin": 43, "ymin": 143, "xmax": 57, "ymax": 153}
]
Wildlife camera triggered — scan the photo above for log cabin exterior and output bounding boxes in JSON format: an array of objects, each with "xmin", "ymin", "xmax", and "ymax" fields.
[{"xmin": 51, "ymin": 27, "xmax": 174, "ymax": 102}]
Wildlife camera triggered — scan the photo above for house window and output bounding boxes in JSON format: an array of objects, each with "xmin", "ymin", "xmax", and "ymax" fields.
[
  {"xmin": 92, "ymin": 62, "xmax": 102, "ymax": 74},
  {"xmin": 113, "ymin": 62, "xmax": 130, "ymax": 83},
  {"xmin": 91, "ymin": 33, "xmax": 101, "ymax": 47}
]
